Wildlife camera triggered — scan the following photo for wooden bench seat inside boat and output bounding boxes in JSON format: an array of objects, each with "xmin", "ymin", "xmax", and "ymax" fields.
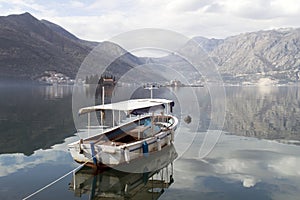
[
  {"xmin": 126, "ymin": 125, "xmax": 150, "ymax": 138},
  {"xmin": 110, "ymin": 126, "xmax": 150, "ymax": 143}
]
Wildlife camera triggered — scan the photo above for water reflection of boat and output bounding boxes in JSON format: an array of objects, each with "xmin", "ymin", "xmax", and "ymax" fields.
[
  {"xmin": 68, "ymin": 98, "xmax": 178, "ymax": 168},
  {"xmin": 69, "ymin": 144, "xmax": 177, "ymax": 200}
]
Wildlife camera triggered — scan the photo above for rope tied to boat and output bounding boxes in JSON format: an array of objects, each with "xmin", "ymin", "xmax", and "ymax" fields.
[{"xmin": 22, "ymin": 147, "xmax": 103, "ymax": 200}]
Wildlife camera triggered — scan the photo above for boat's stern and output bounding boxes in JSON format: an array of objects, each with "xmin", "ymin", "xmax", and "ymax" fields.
[
  {"xmin": 68, "ymin": 141, "xmax": 91, "ymax": 164},
  {"xmin": 68, "ymin": 140, "xmax": 126, "ymax": 166}
]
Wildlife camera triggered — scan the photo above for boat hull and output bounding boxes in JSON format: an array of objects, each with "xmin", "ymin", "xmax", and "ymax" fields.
[{"xmin": 68, "ymin": 115, "xmax": 178, "ymax": 168}]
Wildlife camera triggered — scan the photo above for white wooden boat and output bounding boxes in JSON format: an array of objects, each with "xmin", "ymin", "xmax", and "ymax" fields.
[{"xmin": 68, "ymin": 98, "xmax": 178, "ymax": 167}]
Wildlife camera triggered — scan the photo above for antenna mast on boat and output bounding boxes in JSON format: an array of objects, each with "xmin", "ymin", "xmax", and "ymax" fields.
[{"xmin": 144, "ymin": 83, "xmax": 159, "ymax": 99}]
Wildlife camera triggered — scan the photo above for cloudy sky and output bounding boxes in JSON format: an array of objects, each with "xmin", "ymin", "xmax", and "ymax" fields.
[{"xmin": 0, "ymin": 0, "xmax": 300, "ymax": 41}]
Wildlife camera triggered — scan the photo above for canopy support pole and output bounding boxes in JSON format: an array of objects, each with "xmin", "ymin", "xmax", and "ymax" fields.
[
  {"xmin": 102, "ymin": 86, "xmax": 105, "ymax": 105},
  {"xmin": 101, "ymin": 86, "xmax": 105, "ymax": 130},
  {"xmin": 100, "ymin": 111, "xmax": 104, "ymax": 129},
  {"xmin": 88, "ymin": 112, "xmax": 90, "ymax": 137},
  {"xmin": 138, "ymin": 115, "xmax": 141, "ymax": 139},
  {"xmin": 150, "ymin": 89, "xmax": 153, "ymax": 99},
  {"xmin": 151, "ymin": 112, "xmax": 154, "ymax": 136},
  {"xmin": 166, "ymin": 103, "xmax": 168, "ymax": 115},
  {"xmin": 112, "ymin": 110, "xmax": 115, "ymax": 127}
]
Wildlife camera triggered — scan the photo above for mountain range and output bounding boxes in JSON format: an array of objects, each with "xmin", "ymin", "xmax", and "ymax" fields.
[
  {"xmin": 194, "ymin": 28, "xmax": 300, "ymax": 83},
  {"xmin": 0, "ymin": 12, "xmax": 96, "ymax": 81},
  {"xmin": 0, "ymin": 12, "xmax": 299, "ymax": 84}
]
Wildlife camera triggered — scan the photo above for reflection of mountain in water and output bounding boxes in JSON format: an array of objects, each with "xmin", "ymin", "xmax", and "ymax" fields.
[
  {"xmin": 3, "ymin": 85, "xmax": 299, "ymax": 156},
  {"xmin": 70, "ymin": 144, "xmax": 177, "ymax": 200},
  {"xmin": 224, "ymin": 86, "xmax": 300, "ymax": 141},
  {"xmin": 0, "ymin": 85, "xmax": 75, "ymax": 155}
]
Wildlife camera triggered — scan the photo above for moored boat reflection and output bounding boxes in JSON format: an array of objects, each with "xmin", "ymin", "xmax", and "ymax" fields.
[{"xmin": 69, "ymin": 144, "xmax": 177, "ymax": 199}]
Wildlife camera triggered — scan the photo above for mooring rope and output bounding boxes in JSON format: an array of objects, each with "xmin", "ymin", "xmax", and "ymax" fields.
[{"xmin": 22, "ymin": 153, "xmax": 96, "ymax": 200}]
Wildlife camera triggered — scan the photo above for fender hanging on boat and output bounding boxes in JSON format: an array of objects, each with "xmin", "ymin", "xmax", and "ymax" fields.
[
  {"xmin": 142, "ymin": 141, "xmax": 149, "ymax": 157},
  {"xmin": 90, "ymin": 142, "xmax": 98, "ymax": 165},
  {"xmin": 157, "ymin": 138, "xmax": 161, "ymax": 151},
  {"xmin": 124, "ymin": 147, "xmax": 130, "ymax": 163}
]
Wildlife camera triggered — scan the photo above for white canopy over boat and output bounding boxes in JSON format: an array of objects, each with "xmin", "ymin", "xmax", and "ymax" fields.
[{"xmin": 78, "ymin": 98, "xmax": 174, "ymax": 115}]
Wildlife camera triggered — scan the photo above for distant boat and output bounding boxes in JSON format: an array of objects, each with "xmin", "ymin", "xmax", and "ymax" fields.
[{"xmin": 68, "ymin": 98, "xmax": 178, "ymax": 168}]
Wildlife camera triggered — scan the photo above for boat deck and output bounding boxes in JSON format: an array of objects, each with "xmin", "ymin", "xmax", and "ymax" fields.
[
  {"xmin": 82, "ymin": 124, "xmax": 164, "ymax": 147},
  {"xmin": 80, "ymin": 114, "xmax": 174, "ymax": 147}
]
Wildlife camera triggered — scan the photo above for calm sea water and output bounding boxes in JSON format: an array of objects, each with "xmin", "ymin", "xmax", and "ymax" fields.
[{"xmin": 0, "ymin": 84, "xmax": 300, "ymax": 200}]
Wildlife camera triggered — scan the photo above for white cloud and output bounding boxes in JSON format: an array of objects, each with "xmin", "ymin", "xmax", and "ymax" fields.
[
  {"xmin": 166, "ymin": 0, "xmax": 206, "ymax": 12},
  {"xmin": 1, "ymin": 0, "xmax": 300, "ymax": 41},
  {"xmin": 69, "ymin": 0, "xmax": 85, "ymax": 8},
  {"xmin": 268, "ymin": 156, "xmax": 300, "ymax": 176},
  {"xmin": 271, "ymin": 0, "xmax": 300, "ymax": 15},
  {"xmin": 242, "ymin": 176, "xmax": 259, "ymax": 188},
  {"xmin": 49, "ymin": 13, "xmax": 129, "ymax": 41},
  {"xmin": 223, "ymin": 0, "xmax": 299, "ymax": 19},
  {"xmin": 0, "ymin": 136, "xmax": 78, "ymax": 177},
  {"xmin": 170, "ymin": 135, "xmax": 300, "ymax": 200}
]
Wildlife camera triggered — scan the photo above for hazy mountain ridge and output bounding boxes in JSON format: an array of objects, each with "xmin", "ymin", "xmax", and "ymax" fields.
[
  {"xmin": 0, "ymin": 12, "xmax": 147, "ymax": 83},
  {"xmin": 196, "ymin": 29, "xmax": 300, "ymax": 83},
  {"xmin": 1, "ymin": 12, "xmax": 300, "ymax": 84},
  {"xmin": 193, "ymin": 36, "xmax": 224, "ymax": 52},
  {"xmin": 150, "ymin": 29, "xmax": 300, "ymax": 84},
  {"xmin": 0, "ymin": 12, "xmax": 94, "ymax": 80},
  {"xmin": 40, "ymin": 19, "xmax": 98, "ymax": 48}
]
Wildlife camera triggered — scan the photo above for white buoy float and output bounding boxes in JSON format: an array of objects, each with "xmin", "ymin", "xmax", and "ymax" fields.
[
  {"xmin": 157, "ymin": 138, "xmax": 161, "ymax": 151},
  {"xmin": 124, "ymin": 147, "xmax": 130, "ymax": 163}
]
